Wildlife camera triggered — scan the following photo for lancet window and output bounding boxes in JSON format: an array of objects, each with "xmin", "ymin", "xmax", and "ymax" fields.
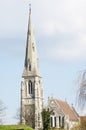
[{"xmin": 28, "ymin": 80, "xmax": 32, "ymax": 94}]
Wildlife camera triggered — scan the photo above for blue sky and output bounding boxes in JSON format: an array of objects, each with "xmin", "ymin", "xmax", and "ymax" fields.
[{"xmin": 0, "ymin": 0, "xmax": 86, "ymax": 124}]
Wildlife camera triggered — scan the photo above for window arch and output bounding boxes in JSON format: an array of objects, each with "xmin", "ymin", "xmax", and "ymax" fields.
[{"xmin": 28, "ymin": 80, "xmax": 32, "ymax": 94}]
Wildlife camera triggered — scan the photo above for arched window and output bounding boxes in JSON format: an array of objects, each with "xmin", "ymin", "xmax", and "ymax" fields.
[{"xmin": 28, "ymin": 81, "xmax": 32, "ymax": 94}]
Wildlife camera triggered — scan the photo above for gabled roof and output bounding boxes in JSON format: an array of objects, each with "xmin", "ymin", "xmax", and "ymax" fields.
[{"xmin": 56, "ymin": 99, "xmax": 79, "ymax": 121}]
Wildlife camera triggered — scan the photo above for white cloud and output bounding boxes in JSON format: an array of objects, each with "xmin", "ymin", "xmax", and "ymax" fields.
[
  {"xmin": 56, "ymin": 48, "xmax": 81, "ymax": 60},
  {"xmin": 34, "ymin": 0, "xmax": 86, "ymax": 61},
  {"xmin": 0, "ymin": 0, "xmax": 86, "ymax": 36},
  {"xmin": 45, "ymin": 34, "xmax": 86, "ymax": 61},
  {"xmin": 0, "ymin": 0, "xmax": 27, "ymax": 38},
  {"xmin": 45, "ymin": 47, "xmax": 81, "ymax": 61},
  {"xmin": 0, "ymin": 0, "xmax": 86, "ymax": 61},
  {"xmin": 38, "ymin": 0, "xmax": 86, "ymax": 35}
]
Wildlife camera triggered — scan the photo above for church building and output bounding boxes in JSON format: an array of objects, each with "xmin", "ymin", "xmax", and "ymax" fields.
[
  {"xmin": 48, "ymin": 97, "xmax": 79, "ymax": 130},
  {"xmin": 21, "ymin": 6, "xmax": 44, "ymax": 130},
  {"xmin": 20, "ymin": 5, "xmax": 80, "ymax": 130}
]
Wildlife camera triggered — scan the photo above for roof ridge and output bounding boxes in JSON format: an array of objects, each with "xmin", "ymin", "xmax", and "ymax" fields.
[{"xmin": 71, "ymin": 106, "xmax": 79, "ymax": 120}]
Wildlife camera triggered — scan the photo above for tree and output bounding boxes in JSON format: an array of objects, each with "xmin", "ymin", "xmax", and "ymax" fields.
[
  {"xmin": 14, "ymin": 108, "xmax": 21, "ymax": 124},
  {"xmin": 15, "ymin": 105, "xmax": 35, "ymax": 128},
  {"xmin": 42, "ymin": 109, "xmax": 53, "ymax": 130},
  {"xmin": 23, "ymin": 105, "xmax": 35, "ymax": 127},
  {"xmin": 0, "ymin": 100, "xmax": 6, "ymax": 124},
  {"xmin": 77, "ymin": 71, "xmax": 86, "ymax": 108}
]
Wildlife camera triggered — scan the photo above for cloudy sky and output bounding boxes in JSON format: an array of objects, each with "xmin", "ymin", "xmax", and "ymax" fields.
[{"xmin": 0, "ymin": 0, "xmax": 86, "ymax": 124}]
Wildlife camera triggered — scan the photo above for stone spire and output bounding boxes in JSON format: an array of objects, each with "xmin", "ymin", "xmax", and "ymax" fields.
[
  {"xmin": 23, "ymin": 5, "xmax": 40, "ymax": 77},
  {"xmin": 21, "ymin": 6, "xmax": 44, "ymax": 129}
]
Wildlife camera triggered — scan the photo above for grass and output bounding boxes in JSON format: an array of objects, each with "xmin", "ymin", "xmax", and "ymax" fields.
[
  {"xmin": 0, "ymin": 125, "xmax": 33, "ymax": 130},
  {"xmin": 0, "ymin": 125, "xmax": 65, "ymax": 130},
  {"xmin": 50, "ymin": 128, "xmax": 64, "ymax": 130}
]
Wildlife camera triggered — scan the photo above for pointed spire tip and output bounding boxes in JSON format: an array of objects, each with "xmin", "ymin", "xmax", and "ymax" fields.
[{"xmin": 29, "ymin": 4, "xmax": 31, "ymax": 13}]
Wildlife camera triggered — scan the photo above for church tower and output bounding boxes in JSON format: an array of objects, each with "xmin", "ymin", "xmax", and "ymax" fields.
[{"xmin": 21, "ymin": 5, "xmax": 44, "ymax": 130}]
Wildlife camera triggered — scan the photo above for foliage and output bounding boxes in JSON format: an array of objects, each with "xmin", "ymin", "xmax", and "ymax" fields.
[
  {"xmin": 70, "ymin": 123, "xmax": 80, "ymax": 130},
  {"xmin": 42, "ymin": 109, "xmax": 53, "ymax": 130},
  {"xmin": 0, "ymin": 125, "xmax": 33, "ymax": 130},
  {"xmin": 21, "ymin": 105, "xmax": 35, "ymax": 128},
  {"xmin": 15, "ymin": 105, "xmax": 35, "ymax": 128},
  {"xmin": 71, "ymin": 122, "xmax": 86, "ymax": 130},
  {"xmin": 80, "ymin": 121, "xmax": 86, "ymax": 130}
]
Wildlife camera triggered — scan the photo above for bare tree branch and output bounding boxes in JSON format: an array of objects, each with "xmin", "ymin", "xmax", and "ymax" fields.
[
  {"xmin": 0, "ymin": 100, "xmax": 6, "ymax": 124},
  {"xmin": 77, "ymin": 71, "xmax": 86, "ymax": 109}
]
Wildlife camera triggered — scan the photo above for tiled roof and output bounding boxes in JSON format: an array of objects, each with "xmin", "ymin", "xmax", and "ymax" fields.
[{"xmin": 56, "ymin": 99, "xmax": 79, "ymax": 121}]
